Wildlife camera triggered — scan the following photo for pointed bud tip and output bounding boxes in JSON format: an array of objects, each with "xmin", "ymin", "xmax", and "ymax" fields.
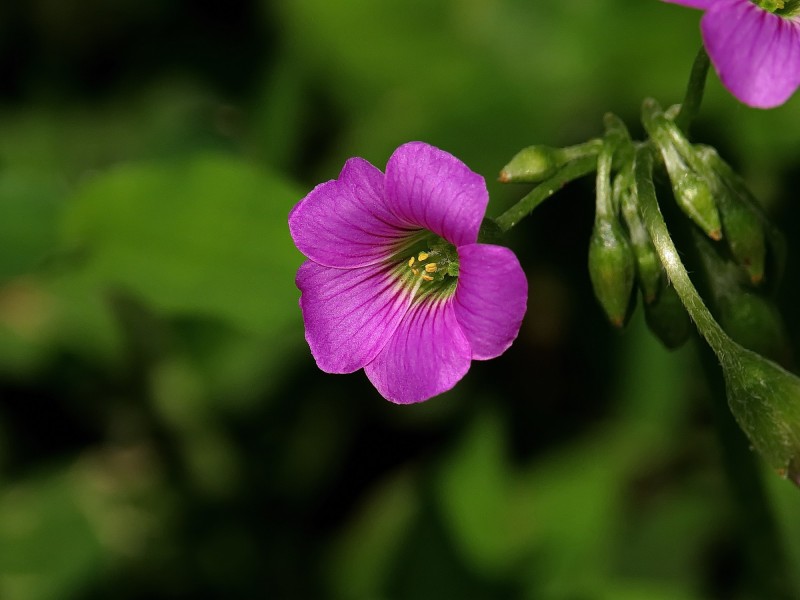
[
  {"xmin": 642, "ymin": 97, "xmax": 658, "ymax": 111},
  {"xmin": 709, "ymin": 230, "xmax": 722, "ymax": 242},
  {"xmin": 500, "ymin": 145, "xmax": 562, "ymax": 183}
]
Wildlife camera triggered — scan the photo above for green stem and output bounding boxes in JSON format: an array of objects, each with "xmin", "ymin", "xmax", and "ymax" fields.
[
  {"xmin": 594, "ymin": 139, "xmax": 615, "ymax": 220},
  {"xmin": 634, "ymin": 146, "xmax": 730, "ymax": 355},
  {"xmin": 495, "ymin": 155, "xmax": 597, "ymax": 232},
  {"xmin": 674, "ymin": 46, "xmax": 710, "ymax": 134},
  {"xmin": 636, "ymin": 145, "xmax": 798, "ymax": 598}
]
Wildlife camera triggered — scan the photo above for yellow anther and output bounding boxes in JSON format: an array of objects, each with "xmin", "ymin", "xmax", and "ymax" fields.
[
  {"xmin": 418, "ymin": 251, "xmax": 429, "ymax": 261},
  {"xmin": 408, "ymin": 256, "xmax": 415, "ymax": 267},
  {"xmin": 421, "ymin": 274, "xmax": 434, "ymax": 282},
  {"xmin": 411, "ymin": 268, "xmax": 420, "ymax": 276},
  {"xmin": 424, "ymin": 263, "xmax": 438, "ymax": 273}
]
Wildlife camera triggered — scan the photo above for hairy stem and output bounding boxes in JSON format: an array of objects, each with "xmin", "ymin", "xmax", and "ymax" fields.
[
  {"xmin": 634, "ymin": 146, "xmax": 730, "ymax": 355},
  {"xmin": 636, "ymin": 145, "xmax": 797, "ymax": 598}
]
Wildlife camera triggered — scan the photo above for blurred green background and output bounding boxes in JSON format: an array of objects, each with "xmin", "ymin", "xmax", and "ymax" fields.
[{"xmin": 1, "ymin": 0, "xmax": 800, "ymax": 598}]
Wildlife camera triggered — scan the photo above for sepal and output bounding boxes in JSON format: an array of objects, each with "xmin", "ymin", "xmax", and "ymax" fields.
[{"xmin": 695, "ymin": 145, "xmax": 774, "ymax": 286}]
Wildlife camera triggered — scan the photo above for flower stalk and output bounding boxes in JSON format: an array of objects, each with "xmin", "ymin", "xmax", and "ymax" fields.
[
  {"xmin": 634, "ymin": 146, "xmax": 730, "ymax": 355},
  {"xmin": 674, "ymin": 46, "xmax": 710, "ymax": 134},
  {"xmin": 636, "ymin": 146, "xmax": 800, "ymax": 486},
  {"xmin": 495, "ymin": 154, "xmax": 597, "ymax": 232}
]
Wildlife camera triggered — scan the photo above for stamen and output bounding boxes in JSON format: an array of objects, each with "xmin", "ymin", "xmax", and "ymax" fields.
[{"xmin": 398, "ymin": 235, "xmax": 459, "ymax": 290}]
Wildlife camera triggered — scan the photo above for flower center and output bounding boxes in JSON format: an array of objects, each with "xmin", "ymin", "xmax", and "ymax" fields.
[
  {"xmin": 407, "ymin": 249, "xmax": 456, "ymax": 282},
  {"xmin": 756, "ymin": 0, "xmax": 783, "ymax": 10},
  {"xmin": 776, "ymin": 0, "xmax": 800, "ymax": 15},
  {"xmin": 754, "ymin": 0, "xmax": 800, "ymax": 14},
  {"xmin": 392, "ymin": 233, "xmax": 459, "ymax": 300}
]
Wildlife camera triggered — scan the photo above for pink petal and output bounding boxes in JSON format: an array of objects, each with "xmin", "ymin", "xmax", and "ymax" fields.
[
  {"xmin": 384, "ymin": 142, "xmax": 488, "ymax": 248},
  {"xmin": 661, "ymin": 0, "xmax": 718, "ymax": 9},
  {"xmin": 364, "ymin": 295, "xmax": 472, "ymax": 404},
  {"xmin": 289, "ymin": 158, "xmax": 411, "ymax": 269},
  {"xmin": 702, "ymin": 0, "xmax": 800, "ymax": 108},
  {"xmin": 454, "ymin": 244, "xmax": 528, "ymax": 360},
  {"xmin": 296, "ymin": 260, "xmax": 412, "ymax": 373}
]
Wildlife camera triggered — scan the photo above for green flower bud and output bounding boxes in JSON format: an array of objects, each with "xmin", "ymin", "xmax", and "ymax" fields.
[
  {"xmin": 641, "ymin": 98, "xmax": 722, "ymax": 241},
  {"xmin": 650, "ymin": 119, "xmax": 766, "ymax": 269},
  {"xmin": 589, "ymin": 219, "xmax": 636, "ymax": 327},
  {"xmin": 643, "ymin": 278, "xmax": 691, "ymax": 349},
  {"xmin": 692, "ymin": 231, "xmax": 788, "ymax": 363},
  {"xmin": 718, "ymin": 291, "xmax": 789, "ymax": 365},
  {"xmin": 694, "ymin": 145, "xmax": 767, "ymax": 284},
  {"xmin": 618, "ymin": 174, "xmax": 662, "ymax": 304},
  {"xmin": 695, "ymin": 146, "xmax": 786, "ymax": 290},
  {"xmin": 719, "ymin": 197, "xmax": 767, "ymax": 284},
  {"xmin": 721, "ymin": 345, "xmax": 800, "ymax": 485},
  {"xmin": 672, "ymin": 172, "xmax": 722, "ymax": 241},
  {"xmin": 589, "ymin": 137, "xmax": 635, "ymax": 327},
  {"xmin": 499, "ymin": 145, "xmax": 559, "ymax": 183},
  {"xmin": 499, "ymin": 140, "xmax": 602, "ymax": 183}
]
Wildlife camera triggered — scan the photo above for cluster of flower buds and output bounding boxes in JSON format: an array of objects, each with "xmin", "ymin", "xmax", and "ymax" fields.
[
  {"xmin": 641, "ymin": 99, "xmax": 790, "ymax": 355},
  {"xmin": 499, "ymin": 100, "xmax": 800, "ymax": 484},
  {"xmin": 498, "ymin": 98, "xmax": 792, "ymax": 358}
]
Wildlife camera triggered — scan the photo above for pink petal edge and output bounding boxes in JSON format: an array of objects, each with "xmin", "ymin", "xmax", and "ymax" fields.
[
  {"xmin": 364, "ymin": 295, "xmax": 472, "ymax": 404},
  {"xmin": 289, "ymin": 157, "xmax": 411, "ymax": 269},
  {"xmin": 297, "ymin": 260, "xmax": 412, "ymax": 374},
  {"xmin": 384, "ymin": 142, "xmax": 488, "ymax": 248},
  {"xmin": 454, "ymin": 243, "xmax": 528, "ymax": 360},
  {"xmin": 702, "ymin": 0, "xmax": 800, "ymax": 108}
]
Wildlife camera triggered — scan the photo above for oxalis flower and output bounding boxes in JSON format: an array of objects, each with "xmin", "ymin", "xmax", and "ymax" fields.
[
  {"xmin": 288, "ymin": 142, "xmax": 528, "ymax": 404},
  {"xmin": 664, "ymin": 0, "xmax": 800, "ymax": 108}
]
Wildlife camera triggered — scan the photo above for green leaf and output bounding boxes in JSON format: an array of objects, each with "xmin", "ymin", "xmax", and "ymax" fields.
[
  {"xmin": 0, "ymin": 468, "xmax": 105, "ymax": 600},
  {"xmin": 324, "ymin": 470, "xmax": 419, "ymax": 600},
  {"xmin": 0, "ymin": 170, "xmax": 65, "ymax": 282},
  {"xmin": 61, "ymin": 153, "xmax": 304, "ymax": 336},
  {"xmin": 435, "ymin": 410, "xmax": 518, "ymax": 577}
]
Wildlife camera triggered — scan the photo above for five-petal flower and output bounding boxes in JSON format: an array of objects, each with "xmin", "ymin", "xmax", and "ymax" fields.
[
  {"xmin": 288, "ymin": 142, "xmax": 528, "ymax": 404},
  {"xmin": 664, "ymin": 0, "xmax": 800, "ymax": 108}
]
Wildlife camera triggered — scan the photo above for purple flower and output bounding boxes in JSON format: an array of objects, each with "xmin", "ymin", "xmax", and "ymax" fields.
[
  {"xmin": 288, "ymin": 142, "xmax": 528, "ymax": 404},
  {"xmin": 664, "ymin": 0, "xmax": 800, "ymax": 108}
]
